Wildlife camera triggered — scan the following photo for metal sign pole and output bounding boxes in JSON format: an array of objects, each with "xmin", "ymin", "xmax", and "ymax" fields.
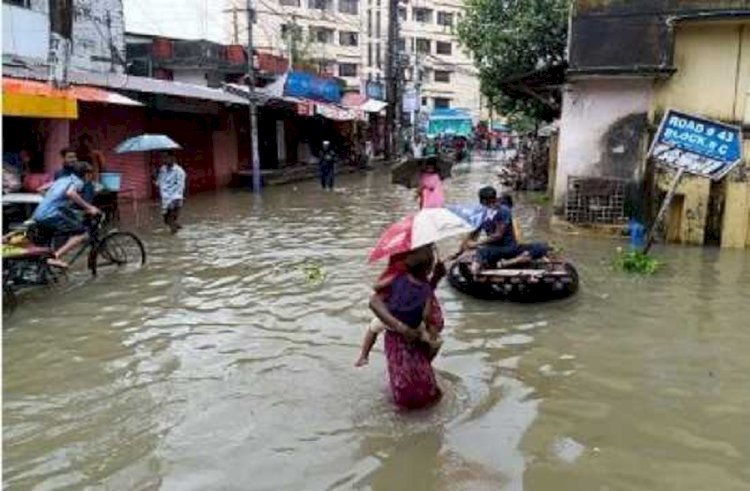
[{"xmin": 643, "ymin": 167, "xmax": 685, "ymax": 254}]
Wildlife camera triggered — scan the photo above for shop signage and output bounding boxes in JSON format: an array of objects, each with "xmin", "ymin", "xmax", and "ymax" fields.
[
  {"xmin": 296, "ymin": 100, "xmax": 314, "ymax": 116},
  {"xmin": 649, "ymin": 109, "xmax": 743, "ymax": 180},
  {"xmin": 365, "ymin": 81, "xmax": 385, "ymax": 101},
  {"xmin": 402, "ymin": 88, "xmax": 419, "ymax": 113},
  {"xmin": 284, "ymin": 71, "xmax": 341, "ymax": 103},
  {"xmin": 315, "ymin": 103, "xmax": 355, "ymax": 121}
]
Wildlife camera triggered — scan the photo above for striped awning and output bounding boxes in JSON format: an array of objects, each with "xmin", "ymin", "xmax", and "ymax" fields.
[{"xmin": 2, "ymin": 78, "xmax": 142, "ymax": 119}]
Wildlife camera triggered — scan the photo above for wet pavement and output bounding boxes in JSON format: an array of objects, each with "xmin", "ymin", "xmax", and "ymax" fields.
[{"xmin": 3, "ymin": 157, "xmax": 750, "ymax": 490}]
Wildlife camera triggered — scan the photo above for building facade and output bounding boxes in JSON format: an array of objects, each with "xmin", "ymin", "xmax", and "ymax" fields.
[
  {"xmin": 555, "ymin": 0, "xmax": 750, "ymax": 248},
  {"xmin": 2, "ymin": 0, "xmax": 125, "ymax": 73},
  {"xmin": 399, "ymin": 0, "xmax": 480, "ymax": 114},
  {"xmin": 223, "ymin": 0, "xmax": 482, "ymax": 117}
]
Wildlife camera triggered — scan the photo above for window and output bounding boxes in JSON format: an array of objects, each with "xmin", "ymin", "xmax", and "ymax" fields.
[
  {"xmin": 421, "ymin": 97, "xmax": 428, "ymax": 107},
  {"xmin": 376, "ymin": 43, "xmax": 381, "ymax": 68},
  {"xmin": 416, "ymin": 38, "xmax": 431, "ymax": 54},
  {"xmin": 339, "ymin": 0, "xmax": 358, "ymax": 14},
  {"xmin": 434, "ymin": 70, "xmax": 451, "ymax": 83},
  {"xmin": 376, "ymin": 11, "xmax": 381, "ymax": 38},
  {"xmin": 397, "ymin": 37, "xmax": 406, "ymax": 53},
  {"xmin": 434, "ymin": 97, "xmax": 450, "ymax": 109},
  {"xmin": 368, "ymin": 42, "xmax": 372, "ymax": 67},
  {"xmin": 436, "ymin": 41, "xmax": 452, "ymax": 55},
  {"xmin": 310, "ymin": 27, "xmax": 333, "ymax": 44},
  {"xmin": 412, "ymin": 8, "xmax": 432, "ymax": 23},
  {"xmin": 281, "ymin": 23, "xmax": 301, "ymax": 38},
  {"xmin": 367, "ymin": 11, "xmax": 372, "ymax": 37},
  {"xmin": 309, "ymin": 0, "xmax": 330, "ymax": 10},
  {"xmin": 279, "ymin": 0, "xmax": 300, "ymax": 6},
  {"xmin": 398, "ymin": 7, "xmax": 406, "ymax": 21},
  {"xmin": 339, "ymin": 31, "xmax": 358, "ymax": 46},
  {"xmin": 437, "ymin": 11, "xmax": 454, "ymax": 27},
  {"xmin": 338, "ymin": 63, "xmax": 358, "ymax": 77}
]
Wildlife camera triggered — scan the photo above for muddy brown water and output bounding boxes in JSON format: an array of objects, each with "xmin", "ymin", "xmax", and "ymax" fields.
[{"xmin": 3, "ymin": 158, "xmax": 750, "ymax": 490}]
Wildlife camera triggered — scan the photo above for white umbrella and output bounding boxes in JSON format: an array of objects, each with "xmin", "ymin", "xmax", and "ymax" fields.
[{"xmin": 115, "ymin": 134, "xmax": 181, "ymax": 154}]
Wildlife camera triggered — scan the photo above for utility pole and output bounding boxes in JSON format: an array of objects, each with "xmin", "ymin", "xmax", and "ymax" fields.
[
  {"xmin": 410, "ymin": 52, "xmax": 420, "ymax": 151},
  {"xmin": 246, "ymin": 0, "xmax": 261, "ymax": 193},
  {"xmin": 232, "ymin": 7, "xmax": 239, "ymax": 44},
  {"xmin": 384, "ymin": 0, "xmax": 399, "ymax": 159}
]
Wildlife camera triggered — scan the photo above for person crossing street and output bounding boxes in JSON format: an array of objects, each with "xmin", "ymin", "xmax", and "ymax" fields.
[
  {"xmin": 156, "ymin": 151, "xmax": 186, "ymax": 234},
  {"xmin": 319, "ymin": 141, "xmax": 336, "ymax": 190}
]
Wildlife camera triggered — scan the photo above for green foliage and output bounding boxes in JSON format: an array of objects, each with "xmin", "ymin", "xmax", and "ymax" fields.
[
  {"xmin": 527, "ymin": 192, "xmax": 551, "ymax": 205},
  {"xmin": 282, "ymin": 23, "xmax": 314, "ymax": 69},
  {"xmin": 301, "ymin": 260, "xmax": 327, "ymax": 286},
  {"xmin": 613, "ymin": 248, "xmax": 661, "ymax": 275},
  {"xmin": 457, "ymin": 0, "xmax": 570, "ymax": 124}
]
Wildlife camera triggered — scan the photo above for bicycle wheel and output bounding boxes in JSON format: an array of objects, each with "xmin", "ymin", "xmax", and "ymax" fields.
[{"xmin": 89, "ymin": 231, "xmax": 146, "ymax": 276}]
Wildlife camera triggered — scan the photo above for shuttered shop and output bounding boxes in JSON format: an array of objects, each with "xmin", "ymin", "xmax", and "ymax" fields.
[
  {"xmin": 148, "ymin": 103, "xmax": 216, "ymax": 194},
  {"xmin": 72, "ymin": 103, "xmax": 152, "ymax": 198}
]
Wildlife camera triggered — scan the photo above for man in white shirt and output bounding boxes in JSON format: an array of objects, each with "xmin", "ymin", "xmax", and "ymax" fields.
[{"xmin": 156, "ymin": 151, "xmax": 186, "ymax": 234}]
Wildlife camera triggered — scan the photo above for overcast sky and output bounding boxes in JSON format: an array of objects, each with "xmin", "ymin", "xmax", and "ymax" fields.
[{"xmin": 123, "ymin": 0, "xmax": 226, "ymax": 42}]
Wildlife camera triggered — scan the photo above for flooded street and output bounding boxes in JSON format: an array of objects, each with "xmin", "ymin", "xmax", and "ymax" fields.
[{"xmin": 4, "ymin": 158, "xmax": 750, "ymax": 490}]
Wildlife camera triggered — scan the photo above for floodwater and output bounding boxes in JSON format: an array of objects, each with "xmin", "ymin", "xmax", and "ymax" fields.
[{"xmin": 3, "ymin": 157, "xmax": 750, "ymax": 491}]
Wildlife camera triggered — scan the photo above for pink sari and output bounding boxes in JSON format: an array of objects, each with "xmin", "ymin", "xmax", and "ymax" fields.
[
  {"xmin": 419, "ymin": 172, "xmax": 445, "ymax": 209},
  {"xmin": 377, "ymin": 254, "xmax": 444, "ymax": 409},
  {"xmin": 384, "ymin": 331, "xmax": 442, "ymax": 409}
]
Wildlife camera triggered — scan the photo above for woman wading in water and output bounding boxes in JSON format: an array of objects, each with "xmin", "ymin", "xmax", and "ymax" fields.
[{"xmin": 367, "ymin": 246, "xmax": 445, "ymax": 409}]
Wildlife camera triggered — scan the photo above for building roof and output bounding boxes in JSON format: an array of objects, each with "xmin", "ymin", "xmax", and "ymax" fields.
[
  {"xmin": 569, "ymin": 1, "xmax": 750, "ymax": 76},
  {"xmin": 3, "ymin": 58, "xmax": 249, "ymax": 105}
]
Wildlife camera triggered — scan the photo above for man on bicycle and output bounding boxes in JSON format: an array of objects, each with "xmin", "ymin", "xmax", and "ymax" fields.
[{"xmin": 32, "ymin": 161, "xmax": 101, "ymax": 268}]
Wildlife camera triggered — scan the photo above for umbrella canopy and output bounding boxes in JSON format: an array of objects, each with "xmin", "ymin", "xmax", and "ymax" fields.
[
  {"xmin": 391, "ymin": 156, "xmax": 454, "ymax": 189},
  {"xmin": 446, "ymin": 203, "xmax": 492, "ymax": 230},
  {"xmin": 115, "ymin": 134, "xmax": 181, "ymax": 154},
  {"xmin": 369, "ymin": 208, "xmax": 475, "ymax": 262}
]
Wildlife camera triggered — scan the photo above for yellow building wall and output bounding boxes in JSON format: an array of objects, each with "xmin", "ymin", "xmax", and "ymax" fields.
[
  {"xmin": 651, "ymin": 21, "xmax": 750, "ymax": 248},
  {"xmin": 722, "ymin": 138, "xmax": 750, "ymax": 248}
]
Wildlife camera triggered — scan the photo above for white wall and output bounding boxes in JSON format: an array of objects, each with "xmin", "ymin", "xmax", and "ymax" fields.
[
  {"xmin": 554, "ymin": 78, "xmax": 653, "ymax": 208},
  {"xmin": 71, "ymin": 0, "xmax": 126, "ymax": 73},
  {"xmin": 2, "ymin": 0, "xmax": 126, "ymax": 73},
  {"xmin": 2, "ymin": 4, "xmax": 49, "ymax": 60},
  {"xmin": 173, "ymin": 70, "xmax": 209, "ymax": 86}
]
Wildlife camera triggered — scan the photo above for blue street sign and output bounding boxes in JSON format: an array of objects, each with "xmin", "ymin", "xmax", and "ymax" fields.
[{"xmin": 649, "ymin": 109, "xmax": 743, "ymax": 180}]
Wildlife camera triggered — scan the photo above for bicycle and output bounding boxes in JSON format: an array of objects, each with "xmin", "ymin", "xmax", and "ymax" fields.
[{"xmin": 2, "ymin": 214, "xmax": 146, "ymax": 314}]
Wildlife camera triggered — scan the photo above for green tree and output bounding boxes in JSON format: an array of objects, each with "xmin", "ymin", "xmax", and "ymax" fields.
[
  {"xmin": 282, "ymin": 23, "xmax": 314, "ymax": 70},
  {"xmin": 458, "ymin": 0, "xmax": 569, "ymax": 126}
]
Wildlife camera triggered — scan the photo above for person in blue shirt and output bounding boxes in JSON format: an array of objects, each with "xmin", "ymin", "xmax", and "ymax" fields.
[
  {"xmin": 33, "ymin": 161, "xmax": 101, "ymax": 268},
  {"xmin": 461, "ymin": 186, "xmax": 549, "ymax": 274}
]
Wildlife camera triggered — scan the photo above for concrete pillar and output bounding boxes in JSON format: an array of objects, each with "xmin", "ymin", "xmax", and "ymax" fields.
[
  {"xmin": 721, "ymin": 180, "xmax": 750, "ymax": 248},
  {"xmin": 43, "ymin": 118, "xmax": 70, "ymax": 174}
]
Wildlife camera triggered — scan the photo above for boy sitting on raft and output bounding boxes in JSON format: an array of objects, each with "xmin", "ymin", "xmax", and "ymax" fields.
[{"xmin": 355, "ymin": 245, "xmax": 445, "ymax": 367}]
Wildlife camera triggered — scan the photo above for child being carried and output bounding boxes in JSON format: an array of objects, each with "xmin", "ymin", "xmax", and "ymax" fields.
[{"xmin": 355, "ymin": 245, "xmax": 445, "ymax": 367}]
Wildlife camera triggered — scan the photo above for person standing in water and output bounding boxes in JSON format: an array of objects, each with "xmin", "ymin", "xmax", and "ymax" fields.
[
  {"xmin": 418, "ymin": 159, "xmax": 445, "ymax": 209},
  {"xmin": 156, "ymin": 151, "xmax": 186, "ymax": 234},
  {"xmin": 319, "ymin": 141, "xmax": 336, "ymax": 190}
]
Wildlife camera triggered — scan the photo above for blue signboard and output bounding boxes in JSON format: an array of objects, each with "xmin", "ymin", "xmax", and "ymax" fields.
[
  {"xmin": 649, "ymin": 109, "xmax": 743, "ymax": 180},
  {"xmin": 284, "ymin": 71, "xmax": 342, "ymax": 103},
  {"xmin": 365, "ymin": 81, "xmax": 385, "ymax": 101}
]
